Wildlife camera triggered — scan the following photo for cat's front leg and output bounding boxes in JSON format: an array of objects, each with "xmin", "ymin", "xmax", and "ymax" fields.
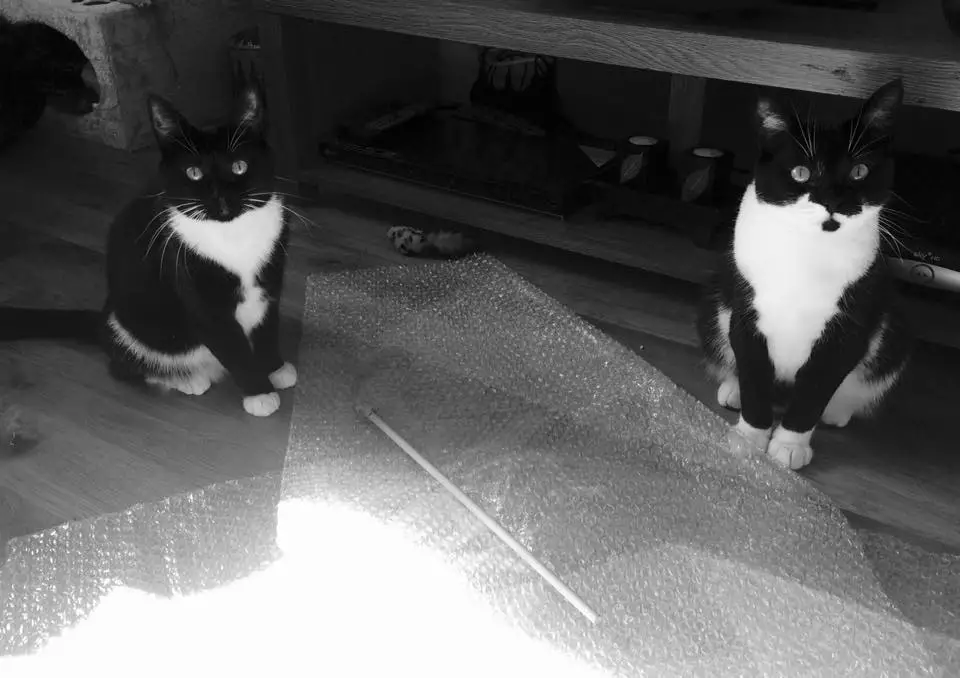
[
  {"xmin": 194, "ymin": 314, "xmax": 281, "ymax": 417},
  {"xmin": 727, "ymin": 308, "xmax": 776, "ymax": 459},
  {"xmin": 250, "ymin": 300, "xmax": 297, "ymax": 392},
  {"xmin": 771, "ymin": 339, "xmax": 867, "ymax": 470}
]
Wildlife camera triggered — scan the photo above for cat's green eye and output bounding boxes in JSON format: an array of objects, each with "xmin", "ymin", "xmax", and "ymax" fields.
[
  {"xmin": 185, "ymin": 166, "xmax": 203, "ymax": 181},
  {"xmin": 231, "ymin": 160, "xmax": 248, "ymax": 176},
  {"xmin": 790, "ymin": 165, "xmax": 811, "ymax": 183},
  {"xmin": 850, "ymin": 163, "xmax": 869, "ymax": 181}
]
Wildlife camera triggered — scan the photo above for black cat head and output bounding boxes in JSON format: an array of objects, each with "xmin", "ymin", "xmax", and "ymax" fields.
[
  {"xmin": 147, "ymin": 86, "xmax": 275, "ymax": 222},
  {"xmin": 753, "ymin": 79, "xmax": 903, "ymax": 231}
]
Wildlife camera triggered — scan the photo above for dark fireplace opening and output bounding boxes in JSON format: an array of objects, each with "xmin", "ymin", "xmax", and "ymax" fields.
[
  {"xmin": 27, "ymin": 23, "xmax": 101, "ymax": 116},
  {"xmin": 1, "ymin": 19, "xmax": 102, "ymax": 117}
]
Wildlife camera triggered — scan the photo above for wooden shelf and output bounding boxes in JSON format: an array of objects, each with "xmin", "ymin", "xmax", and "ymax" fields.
[
  {"xmin": 303, "ymin": 161, "xmax": 718, "ymax": 284},
  {"xmin": 256, "ymin": 0, "xmax": 960, "ymax": 111}
]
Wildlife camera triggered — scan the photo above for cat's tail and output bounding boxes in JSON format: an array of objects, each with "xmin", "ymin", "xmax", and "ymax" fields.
[
  {"xmin": 0, "ymin": 307, "xmax": 102, "ymax": 344},
  {"xmin": 387, "ymin": 225, "xmax": 478, "ymax": 259}
]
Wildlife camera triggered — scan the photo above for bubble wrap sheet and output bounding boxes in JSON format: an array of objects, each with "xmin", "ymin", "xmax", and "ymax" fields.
[
  {"xmin": 284, "ymin": 255, "xmax": 959, "ymax": 676},
  {"xmin": 0, "ymin": 254, "xmax": 957, "ymax": 676}
]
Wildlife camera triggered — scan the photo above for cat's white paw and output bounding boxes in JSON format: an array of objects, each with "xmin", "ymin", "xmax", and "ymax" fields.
[
  {"xmin": 727, "ymin": 418, "xmax": 770, "ymax": 459},
  {"xmin": 243, "ymin": 392, "xmax": 281, "ymax": 417},
  {"xmin": 820, "ymin": 406, "xmax": 853, "ymax": 428},
  {"xmin": 173, "ymin": 374, "xmax": 213, "ymax": 396},
  {"xmin": 767, "ymin": 427, "xmax": 814, "ymax": 470},
  {"xmin": 269, "ymin": 362, "xmax": 297, "ymax": 390},
  {"xmin": 147, "ymin": 373, "xmax": 212, "ymax": 396},
  {"xmin": 717, "ymin": 377, "xmax": 741, "ymax": 410}
]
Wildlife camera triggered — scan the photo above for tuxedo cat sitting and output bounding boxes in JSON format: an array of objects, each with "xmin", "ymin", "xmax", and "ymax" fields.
[
  {"xmin": 0, "ymin": 85, "xmax": 296, "ymax": 417},
  {"xmin": 698, "ymin": 79, "xmax": 910, "ymax": 470}
]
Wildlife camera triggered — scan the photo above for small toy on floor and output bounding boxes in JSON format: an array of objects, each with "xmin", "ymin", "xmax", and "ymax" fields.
[{"xmin": 387, "ymin": 225, "xmax": 476, "ymax": 259}]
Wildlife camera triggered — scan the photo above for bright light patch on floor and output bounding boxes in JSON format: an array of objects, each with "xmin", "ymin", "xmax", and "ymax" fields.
[{"xmin": 0, "ymin": 500, "xmax": 604, "ymax": 678}]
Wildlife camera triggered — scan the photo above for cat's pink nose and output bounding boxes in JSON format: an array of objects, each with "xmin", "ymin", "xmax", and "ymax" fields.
[{"xmin": 218, "ymin": 197, "xmax": 229, "ymax": 216}]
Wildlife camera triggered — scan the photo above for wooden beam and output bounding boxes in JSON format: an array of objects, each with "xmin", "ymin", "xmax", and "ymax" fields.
[{"xmin": 254, "ymin": 0, "xmax": 960, "ymax": 111}]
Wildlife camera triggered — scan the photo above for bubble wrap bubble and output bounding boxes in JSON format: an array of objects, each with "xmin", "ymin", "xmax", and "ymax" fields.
[
  {"xmin": 0, "ymin": 254, "xmax": 957, "ymax": 676},
  {"xmin": 284, "ymin": 255, "xmax": 959, "ymax": 676}
]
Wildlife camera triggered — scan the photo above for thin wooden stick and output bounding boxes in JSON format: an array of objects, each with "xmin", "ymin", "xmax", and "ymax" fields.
[{"xmin": 356, "ymin": 403, "xmax": 599, "ymax": 624}]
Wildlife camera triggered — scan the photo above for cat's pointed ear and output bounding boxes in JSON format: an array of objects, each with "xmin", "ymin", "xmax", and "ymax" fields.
[
  {"xmin": 756, "ymin": 91, "xmax": 790, "ymax": 141},
  {"xmin": 860, "ymin": 78, "xmax": 903, "ymax": 133},
  {"xmin": 147, "ymin": 94, "xmax": 190, "ymax": 146},
  {"xmin": 233, "ymin": 85, "xmax": 266, "ymax": 135}
]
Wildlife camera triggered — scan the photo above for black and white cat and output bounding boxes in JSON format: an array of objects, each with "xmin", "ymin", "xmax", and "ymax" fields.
[
  {"xmin": 0, "ymin": 85, "xmax": 296, "ymax": 417},
  {"xmin": 697, "ymin": 79, "xmax": 911, "ymax": 470}
]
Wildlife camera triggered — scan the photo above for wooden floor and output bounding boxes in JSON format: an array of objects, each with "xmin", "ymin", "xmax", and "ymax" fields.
[{"xmin": 1, "ymin": 119, "xmax": 958, "ymax": 554}]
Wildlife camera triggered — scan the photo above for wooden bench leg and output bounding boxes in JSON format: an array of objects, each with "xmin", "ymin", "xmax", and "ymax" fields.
[
  {"xmin": 667, "ymin": 74, "xmax": 706, "ymax": 168},
  {"xmin": 258, "ymin": 12, "xmax": 312, "ymax": 182}
]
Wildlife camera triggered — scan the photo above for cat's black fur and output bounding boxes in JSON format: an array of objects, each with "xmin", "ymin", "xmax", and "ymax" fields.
[
  {"xmin": 0, "ymin": 15, "xmax": 98, "ymax": 147},
  {"xmin": 697, "ymin": 80, "xmax": 911, "ymax": 465},
  {"xmin": 0, "ymin": 86, "xmax": 291, "ymax": 409}
]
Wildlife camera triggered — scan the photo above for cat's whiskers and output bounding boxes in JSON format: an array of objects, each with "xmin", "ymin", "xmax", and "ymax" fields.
[
  {"xmin": 173, "ymin": 236, "xmax": 192, "ymax": 287},
  {"xmin": 262, "ymin": 189, "xmax": 304, "ymax": 200},
  {"xmin": 877, "ymin": 214, "xmax": 908, "ymax": 259},
  {"xmin": 879, "ymin": 221, "xmax": 910, "ymax": 259},
  {"xmin": 143, "ymin": 207, "xmax": 190, "ymax": 259},
  {"xmin": 266, "ymin": 178, "xmax": 312, "ymax": 205},
  {"xmin": 151, "ymin": 205, "xmax": 200, "ymax": 271},
  {"xmin": 157, "ymin": 222, "xmax": 180, "ymax": 277},
  {"xmin": 847, "ymin": 111, "xmax": 863, "ymax": 153},
  {"xmin": 889, "ymin": 189, "xmax": 916, "ymax": 210},
  {"xmin": 174, "ymin": 120, "xmax": 200, "ymax": 156},
  {"xmin": 852, "ymin": 134, "xmax": 888, "ymax": 160},
  {"xmin": 144, "ymin": 221, "xmax": 170, "ymax": 260},
  {"xmin": 139, "ymin": 205, "xmax": 178, "ymax": 244},
  {"xmin": 790, "ymin": 103, "xmax": 815, "ymax": 158},
  {"xmin": 258, "ymin": 200, "xmax": 310, "ymax": 232},
  {"xmin": 245, "ymin": 191, "xmax": 281, "ymax": 201},
  {"xmin": 228, "ymin": 119, "xmax": 252, "ymax": 152},
  {"xmin": 175, "ymin": 202, "xmax": 211, "ymax": 224},
  {"xmin": 280, "ymin": 203, "xmax": 315, "ymax": 233},
  {"xmin": 849, "ymin": 117, "xmax": 873, "ymax": 160},
  {"xmin": 180, "ymin": 205, "xmax": 204, "ymax": 221},
  {"xmin": 227, "ymin": 125, "xmax": 240, "ymax": 152},
  {"xmin": 880, "ymin": 205, "xmax": 921, "ymax": 225},
  {"xmin": 806, "ymin": 106, "xmax": 817, "ymax": 156},
  {"xmin": 246, "ymin": 191, "xmax": 316, "ymax": 232},
  {"xmin": 170, "ymin": 134, "xmax": 199, "ymax": 157},
  {"xmin": 146, "ymin": 201, "xmax": 203, "ymax": 248}
]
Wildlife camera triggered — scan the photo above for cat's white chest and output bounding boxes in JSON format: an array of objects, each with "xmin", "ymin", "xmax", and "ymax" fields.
[
  {"xmin": 170, "ymin": 197, "xmax": 282, "ymax": 337},
  {"xmin": 734, "ymin": 184, "xmax": 878, "ymax": 381},
  {"xmin": 235, "ymin": 284, "xmax": 268, "ymax": 336},
  {"xmin": 169, "ymin": 197, "xmax": 284, "ymax": 282}
]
